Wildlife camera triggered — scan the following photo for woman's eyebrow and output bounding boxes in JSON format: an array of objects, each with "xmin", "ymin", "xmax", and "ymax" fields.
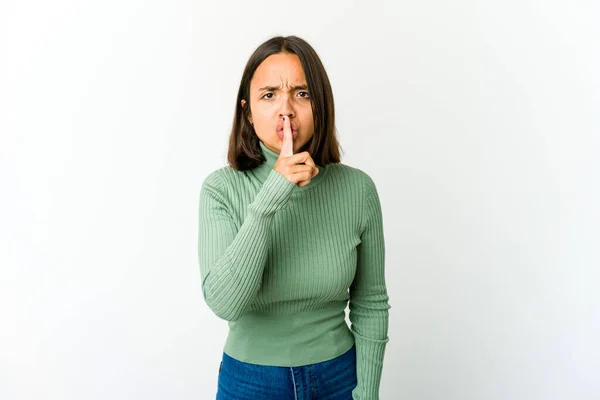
[{"xmin": 258, "ymin": 84, "xmax": 308, "ymax": 92}]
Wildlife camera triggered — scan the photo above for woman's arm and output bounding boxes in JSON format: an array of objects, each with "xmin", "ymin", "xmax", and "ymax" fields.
[
  {"xmin": 198, "ymin": 168, "xmax": 295, "ymax": 321},
  {"xmin": 349, "ymin": 172, "xmax": 391, "ymax": 400}
]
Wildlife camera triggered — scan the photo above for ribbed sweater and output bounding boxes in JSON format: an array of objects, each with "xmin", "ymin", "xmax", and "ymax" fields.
[{"xmin": 197, "ymin": 140, "xmax": 390, "ymax": 399}]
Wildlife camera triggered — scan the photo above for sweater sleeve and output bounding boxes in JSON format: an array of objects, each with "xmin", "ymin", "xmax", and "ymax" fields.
[
  {"xmin": 198, "ymin": 168, "xmax": 296, "ymax": 321},
  {"xmin": 350, "ymin": 172, "xmax": 391, "ymax": 400}
]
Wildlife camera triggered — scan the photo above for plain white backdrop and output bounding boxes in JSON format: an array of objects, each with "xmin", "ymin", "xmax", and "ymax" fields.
[{"xmin": 1, "ymin": 1, "xmax": 599, "ymax": 399}]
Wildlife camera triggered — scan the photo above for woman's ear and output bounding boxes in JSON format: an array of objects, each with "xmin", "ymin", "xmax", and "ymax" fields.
[{"xmin": 241, "ymin": 99, "xmax": 253, "ymax": 125}]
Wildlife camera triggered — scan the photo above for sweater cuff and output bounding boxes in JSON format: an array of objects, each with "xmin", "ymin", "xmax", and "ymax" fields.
[
  {"xmin": 352, "ymin": 332, "xmax": 389, "ymax": 400},
  {"xmin": 248, "ymin": 169, "xmax": 296, "ymax": 215}
]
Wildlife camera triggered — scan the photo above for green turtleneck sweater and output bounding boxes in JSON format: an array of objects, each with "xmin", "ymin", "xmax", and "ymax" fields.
[{"xmin": 198, "ymin": 140, "xmax": 390, "ymax": 399}]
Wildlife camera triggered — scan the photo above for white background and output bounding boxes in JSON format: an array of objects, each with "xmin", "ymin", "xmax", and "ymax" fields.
[{"xmin": 1, "ymin": 1, "xmax": 599, "ymax": 399}]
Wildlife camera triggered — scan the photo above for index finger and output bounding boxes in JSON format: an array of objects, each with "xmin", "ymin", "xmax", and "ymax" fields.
[{"xmin": 279, "ymin": 116, "xmax": 294, "ymax": 158}]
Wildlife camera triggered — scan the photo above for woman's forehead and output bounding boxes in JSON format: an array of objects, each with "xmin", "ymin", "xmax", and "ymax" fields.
[{"xmin": 252, "ymin": 54, "xmax": 306, "ymax": 88}]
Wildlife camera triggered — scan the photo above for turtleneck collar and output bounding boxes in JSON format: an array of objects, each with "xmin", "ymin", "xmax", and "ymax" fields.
[{"xmin": 251, "ymin": 140, "xmax": 328, "ymax": 191}]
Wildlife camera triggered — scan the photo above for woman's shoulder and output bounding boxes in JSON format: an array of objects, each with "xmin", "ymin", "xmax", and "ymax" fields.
[
  {"xmin": 200, "ymin": 165, "xmax": 258, "ymax": 200},
  {"xmin": 327, "ymin": 162, "xmax": 375, "ymax": 184},
  {"xmin": 203, "ymin": 164, "xmax": 250, "ymax": 181},
  {"xmin": 200, "ymin": 165, "xmax": 238, "ymax": 192},
  {"xmin": 327, "ymin": 163, "xmax": 381, "ymax": 204}
]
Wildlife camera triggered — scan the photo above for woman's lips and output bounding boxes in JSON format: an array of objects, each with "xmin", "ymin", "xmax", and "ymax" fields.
[
  {"xmin": 276, "ymin": 120, "xmax": 298, "ymax": 131},
  {"xmin": 277, "ymin": 129, "xmax": 298, "ymax": 139},
  {"xmin": 276, "ymin": 120, "xmax": 299, "ymax": 140}
]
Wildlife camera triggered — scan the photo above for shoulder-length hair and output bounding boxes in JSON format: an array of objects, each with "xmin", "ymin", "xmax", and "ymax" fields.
[{"xmin": 227, "ymin": 35, "xmax": 342, "ymax": 170}]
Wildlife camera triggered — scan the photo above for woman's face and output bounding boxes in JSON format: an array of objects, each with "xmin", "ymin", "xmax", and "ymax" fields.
[{"xmin": 242, "ymin": 52, "xmax": 315, "ymax": 155}]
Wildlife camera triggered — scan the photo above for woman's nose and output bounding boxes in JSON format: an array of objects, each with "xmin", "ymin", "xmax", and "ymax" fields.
[{"xmin": 278, "ymin": 94, "xmax": 295, "ymax": 117}]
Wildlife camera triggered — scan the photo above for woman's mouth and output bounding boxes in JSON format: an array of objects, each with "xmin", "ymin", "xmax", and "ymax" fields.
[
  {"xmin": 277, "ymin": 129, "xmax": 298, "ymax": 140},
  {"xmin": 276, "ymin": 120, "xmax": 299, "ymax": 140}
]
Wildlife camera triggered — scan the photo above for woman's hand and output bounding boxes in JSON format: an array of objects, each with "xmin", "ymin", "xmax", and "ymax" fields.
[{"xmin": 273, "ymin": 116, "xmax": 319, "ymax": 187}]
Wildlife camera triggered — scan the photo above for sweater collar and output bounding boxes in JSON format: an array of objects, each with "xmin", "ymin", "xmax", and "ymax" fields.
[{"xmin": 251, "ymin": 140, "xmax": 327, "ymax": 190}]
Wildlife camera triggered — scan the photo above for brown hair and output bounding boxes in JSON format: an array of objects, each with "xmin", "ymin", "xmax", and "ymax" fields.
[{"xmin": 227, "ymin": 35, "xmax": 342, "ymax": 170}]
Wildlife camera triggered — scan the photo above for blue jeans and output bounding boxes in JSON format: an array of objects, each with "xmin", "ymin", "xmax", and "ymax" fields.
[{"xmin": 216, "ymin": 345, "xmax": 357, "ymax": 399}]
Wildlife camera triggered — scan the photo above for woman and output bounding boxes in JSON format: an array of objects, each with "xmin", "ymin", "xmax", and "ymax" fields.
[{"xmin": 198, "ymin": 35, "xmax": 390, "ymax": 400}]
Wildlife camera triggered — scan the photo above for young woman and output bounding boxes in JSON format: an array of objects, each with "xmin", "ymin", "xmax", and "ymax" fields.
[{"xmin": 198, "ymin": 35, "xmax": 390, "ymax": 400}]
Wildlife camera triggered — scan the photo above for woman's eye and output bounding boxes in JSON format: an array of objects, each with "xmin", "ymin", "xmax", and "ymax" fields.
[{"xmin": 261, "ymin": 92, "xmax": 309, "ymax": 99}]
